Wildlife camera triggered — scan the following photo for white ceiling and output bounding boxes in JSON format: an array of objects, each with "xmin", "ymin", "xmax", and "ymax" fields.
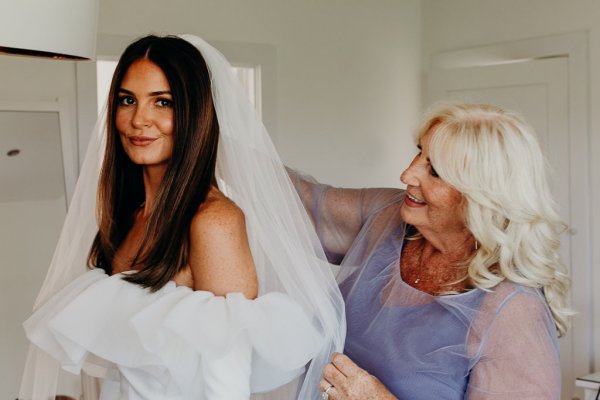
[{"xmin": 0, "ymin": 110, "xmax": 65, "ymax": 203}]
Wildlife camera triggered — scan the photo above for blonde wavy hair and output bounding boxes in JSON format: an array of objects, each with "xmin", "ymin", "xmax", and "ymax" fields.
[{"xmin": 419, "ymin": 102, "xmax": 571, "ymax": 336}]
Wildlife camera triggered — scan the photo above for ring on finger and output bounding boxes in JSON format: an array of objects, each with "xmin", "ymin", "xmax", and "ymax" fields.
[{"xmin": 321, "ymin": 384, "xmax": 333, "ymax": 400}]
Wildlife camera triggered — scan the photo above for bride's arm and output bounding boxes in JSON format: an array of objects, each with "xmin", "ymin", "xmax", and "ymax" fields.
[
  {"xmin": 188, "ymin": 188, "xmax": 258, "ymax": 399},
  {"xmin": 189, "ymin": 188, "xmax": 258, "ymax": 298}
]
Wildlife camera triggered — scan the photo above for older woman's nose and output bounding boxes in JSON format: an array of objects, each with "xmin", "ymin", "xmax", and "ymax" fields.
[
  {"xmin": 401, "ymin": 155, "xmax": 421, "ymax": 184},
  {"xmin": 400, "ymin": 167, "xmax": 416, "ymax": 186}
]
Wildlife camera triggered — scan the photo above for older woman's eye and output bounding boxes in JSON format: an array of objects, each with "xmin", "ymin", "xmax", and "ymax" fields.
[{"xmin": 430, "ymin": 166, "xmax": 439, "ymax": 177}]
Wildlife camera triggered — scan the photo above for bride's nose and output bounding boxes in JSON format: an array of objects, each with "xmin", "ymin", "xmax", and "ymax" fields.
[{"xmin": 132, "ymin": 105, "xmax": 152, "ymax": 128}]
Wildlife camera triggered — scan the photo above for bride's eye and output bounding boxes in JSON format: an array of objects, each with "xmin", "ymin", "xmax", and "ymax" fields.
[
  {"xmin": 156, "ymin": 98, "xmax": 173, "ymax": 108},
  {"xmin": 118, "ymin": 95, "xmax": 135, "ymax": 106}
]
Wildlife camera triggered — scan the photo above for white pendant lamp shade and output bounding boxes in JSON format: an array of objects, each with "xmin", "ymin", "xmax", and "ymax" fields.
[{"xmin": 0, "ymin": 0, "xmax": 99, "ymax": 60}]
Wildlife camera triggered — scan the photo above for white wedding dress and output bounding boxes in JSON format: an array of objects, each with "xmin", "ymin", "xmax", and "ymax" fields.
[{"xmin": 25, "ymin": 269, "xmax": 323, "ymax": 399}]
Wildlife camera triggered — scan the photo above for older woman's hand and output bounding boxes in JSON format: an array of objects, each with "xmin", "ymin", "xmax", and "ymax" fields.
[{"xmin": 319, "ymin": 353, "xmax": 397, "ymax": 400}]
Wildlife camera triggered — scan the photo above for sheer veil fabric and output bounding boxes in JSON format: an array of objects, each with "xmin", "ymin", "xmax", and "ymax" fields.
[{"xmin": 19, "ymin": 34, "xmax": 345, "ymax": 399}]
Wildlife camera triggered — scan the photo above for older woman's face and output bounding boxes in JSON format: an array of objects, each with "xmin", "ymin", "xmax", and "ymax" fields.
[
  {"xmin": 116, "ymin": 59, "xmax": 174, "ymax": 169},
  {"xmin": 399, "ymin": 130, "xmax": 466, "ymax": 237}
]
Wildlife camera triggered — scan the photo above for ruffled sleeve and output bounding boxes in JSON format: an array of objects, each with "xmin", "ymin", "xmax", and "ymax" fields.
[{"xmin": 24, "ymin": 269, "xmax": 325, "ymax": 399}]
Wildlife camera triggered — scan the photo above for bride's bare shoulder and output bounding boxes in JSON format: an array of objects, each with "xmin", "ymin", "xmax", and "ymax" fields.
[
  {"xmin": 189, "ymin": 186, "xmax": 257, "ymax": 297},
  {"xmin": 193, "ymin": 186, "xmax": 244, "ymax": 224}
]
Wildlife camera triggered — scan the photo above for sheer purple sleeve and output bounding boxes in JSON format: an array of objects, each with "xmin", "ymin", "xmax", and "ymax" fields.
[
  {"xmin": 287, "ymin": 168, "xmax": 401, "ymax": 264},
  {"xmin": 466, "ymin": 289, "xmax": 561, "ymax": 399}
]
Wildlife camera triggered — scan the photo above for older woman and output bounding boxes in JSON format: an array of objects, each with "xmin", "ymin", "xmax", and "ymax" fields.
[{"xmin": 291, "ymin": 103, "xmax": 570, "ymax": 399}]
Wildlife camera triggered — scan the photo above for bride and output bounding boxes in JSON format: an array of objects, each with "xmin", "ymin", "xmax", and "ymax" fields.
[{"xmin": 19, "ymin": 34, "xmax": 345, "ymax": 400}]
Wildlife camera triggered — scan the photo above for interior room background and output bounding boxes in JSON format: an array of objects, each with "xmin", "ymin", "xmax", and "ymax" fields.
[{"xmin": 1, "ymin": 1, "xmax": 599, "ymax": 399}]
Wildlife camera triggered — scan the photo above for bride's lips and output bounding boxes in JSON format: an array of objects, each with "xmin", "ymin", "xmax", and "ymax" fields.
[
  {"xmin": 405, "ymin": 192, "xmax": 426, "ymax": 208},
  {"xmin": 128, "ymin": 136, "xmax": 158, "ymax": 146}
]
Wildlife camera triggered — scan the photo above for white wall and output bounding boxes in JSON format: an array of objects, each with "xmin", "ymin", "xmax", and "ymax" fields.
[
  {"xmin": 422, "ymin": 0, "xmax": 600, "ymax": 387},
  {"xmin": 0, "ymin": 198, "xmax": 66, "ymax": 397},
  {"xmin": 97, "ymin": 0, "xmax": 422, "ymax": 188}
]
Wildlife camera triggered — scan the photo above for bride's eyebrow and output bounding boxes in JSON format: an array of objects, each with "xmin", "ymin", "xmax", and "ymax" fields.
[
  {"xmin": 149, "ymin": 90, "xmax": 172, "ymax": 96},
  {"xmin": 117, "ymin": 88, "xmax": 172, "ymax": 96}
]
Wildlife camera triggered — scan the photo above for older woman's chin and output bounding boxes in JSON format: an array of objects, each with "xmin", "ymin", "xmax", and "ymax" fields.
[{"xmin": 400, "ymin": 200, "xmax": 419, "ymax": 219}]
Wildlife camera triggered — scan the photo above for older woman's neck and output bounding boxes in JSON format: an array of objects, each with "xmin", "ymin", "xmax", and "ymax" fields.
[{"xmin": 420, "ymin": 228, "xmax": 475, "ymax": 257}]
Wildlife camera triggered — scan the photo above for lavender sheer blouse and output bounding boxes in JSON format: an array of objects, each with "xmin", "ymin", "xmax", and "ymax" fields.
[{"xmin": 290, "ymin": 171, "xmax": 561, "ymax": 399}]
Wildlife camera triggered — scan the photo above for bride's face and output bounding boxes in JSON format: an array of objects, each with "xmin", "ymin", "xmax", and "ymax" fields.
[{"xmin": 115, "ymin": 59, "xmax": 174, "ymax": 168}]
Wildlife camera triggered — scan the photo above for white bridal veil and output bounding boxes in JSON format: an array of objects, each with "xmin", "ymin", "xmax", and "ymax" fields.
[{"xmin": 19, "ymin": 34, "xmax": 345, "ymax": 399}]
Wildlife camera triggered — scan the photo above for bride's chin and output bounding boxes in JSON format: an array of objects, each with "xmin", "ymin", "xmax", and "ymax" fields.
[{"xmin": 125, "ymin": 151, "xmax": 168, "ymax": 166}]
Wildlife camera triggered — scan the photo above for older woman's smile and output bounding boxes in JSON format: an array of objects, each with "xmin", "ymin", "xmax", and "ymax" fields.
[{"xmin": 405, "ymin": 192, "xmax": 426, "ymax": 207}]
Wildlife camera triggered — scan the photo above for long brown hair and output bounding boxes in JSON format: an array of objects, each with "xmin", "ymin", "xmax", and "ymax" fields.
[{"xmin": 88, "ymin": 35, "xmax": 219, "ymax": 291}]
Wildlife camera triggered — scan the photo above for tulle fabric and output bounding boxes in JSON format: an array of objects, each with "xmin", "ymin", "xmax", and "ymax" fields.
[
  {"xmin": 289, "ymin": 171, "xmax": 561, "ymax": 399},
  {"xmin": 19, "ymin": 35, "xmax": 345, "ymax": 399}
]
